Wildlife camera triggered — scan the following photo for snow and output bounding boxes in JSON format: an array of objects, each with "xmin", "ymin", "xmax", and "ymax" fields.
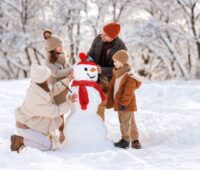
[{"xmin": 0, "ymin": 79, "xmax": 200, "ymax": 170}]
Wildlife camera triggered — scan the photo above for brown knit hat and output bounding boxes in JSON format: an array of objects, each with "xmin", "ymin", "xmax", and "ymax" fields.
[
  {"xmin": 112, "ymin": 50, "xmax": 129, "ymax": 64},
  {"xmin": 45, "ymin": 36, "xmax": 62, "ymax": 52},
  {"xmin": 103, "ymin": 23, "xmax": 121, "ymax": 39}
]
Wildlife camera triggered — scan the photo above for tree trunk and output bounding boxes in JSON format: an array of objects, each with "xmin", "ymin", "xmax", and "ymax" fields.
[
  {"xmin": 25, "ymin": 47, "xmax": 32, "ymax": 66},
  {"xmin": 33, "ymin": 48, "xmax": 41, "ymax": 65},
  {"xmin": 75, "ymin": 20, "xmax": 80, "ymax": 57}
]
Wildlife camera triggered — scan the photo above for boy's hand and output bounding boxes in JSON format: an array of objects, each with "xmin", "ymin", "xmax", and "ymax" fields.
[
  {"xmin": 119, "ymin": 104, "xmax": 126, "ymax": 111},
  {"xmin": 70, "ymin": 93, "xmax": 78, "ymax": 102}
]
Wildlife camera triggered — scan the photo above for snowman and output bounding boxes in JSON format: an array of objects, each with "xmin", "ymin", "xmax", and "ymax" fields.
[{"xmin": 65, "ymin": 53, "xmax": 110, "ymax": 151}]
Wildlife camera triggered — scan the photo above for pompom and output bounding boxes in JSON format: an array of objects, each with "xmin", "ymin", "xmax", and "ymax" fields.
[
  {"xmin": 43, "ymin": 29, "xmax": 52, "ymax": 40},
  {"xmin": 79, "ymin": 53, "xmax": 88, "ymax": 61}
]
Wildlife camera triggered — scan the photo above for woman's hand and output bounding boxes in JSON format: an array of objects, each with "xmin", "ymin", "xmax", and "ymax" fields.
[{"xmin": 70, "ymin": 93, "xmax": 78, "ymax": 102}]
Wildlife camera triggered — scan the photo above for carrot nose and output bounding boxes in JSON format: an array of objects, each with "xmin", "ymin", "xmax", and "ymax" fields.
[{"xmin": 90, "ymin": 68, "xmax": 96, "ymax": 72}]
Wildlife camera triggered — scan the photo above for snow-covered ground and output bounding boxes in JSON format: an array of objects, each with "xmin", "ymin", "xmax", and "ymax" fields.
[{"xmin": 0, "ymin": 80, "xmax": 200, "ymax": 170}]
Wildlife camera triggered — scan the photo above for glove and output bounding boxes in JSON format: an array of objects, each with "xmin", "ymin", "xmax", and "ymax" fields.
[
  {"xmin": 87, "ymin": 56, "xmax": 94, "ymax": 62},
  {"xmin": 119, "ymin": 104, "xmax": 126, "ymax": 111}
]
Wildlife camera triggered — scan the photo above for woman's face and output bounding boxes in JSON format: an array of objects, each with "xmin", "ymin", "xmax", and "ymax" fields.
[{"xmin": 113, "ymin": 59, "xmax": 124, "ymax": 69}]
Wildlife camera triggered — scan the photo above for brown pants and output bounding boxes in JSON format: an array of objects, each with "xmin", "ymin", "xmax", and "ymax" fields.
[{"xmin": 118, "ymin": 111, "xmax": 139, "ymax": 142}]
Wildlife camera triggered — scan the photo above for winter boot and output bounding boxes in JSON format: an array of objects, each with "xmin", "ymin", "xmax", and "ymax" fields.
[
  {"xmin": 10, "ymin": 135, "xmax": 25, "ymax": 153},
  {"xmin": 59, "ymin": 130, "xmax": 65, "ymax": 143},
  {"xmin": 131, "ymin": 140, "xmax": 142, "ymax": 149},
  {"xmin": 114, "ymin": 139, "xmax": 130, "ymax": 149}
]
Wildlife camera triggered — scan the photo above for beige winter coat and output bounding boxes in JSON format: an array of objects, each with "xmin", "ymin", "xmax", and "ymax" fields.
[
  {"xmin": 15, "ymin": 78, "xmax": 71, "ymax": 136},
  {"xmin": 46, "ymin": 58, "xmax": 71, "ymax": 105}
]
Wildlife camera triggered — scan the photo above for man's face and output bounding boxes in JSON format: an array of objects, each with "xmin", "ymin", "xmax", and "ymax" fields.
[{"xmin": 101, "ymin": 31, "xmax": 113, "ymax": 42}]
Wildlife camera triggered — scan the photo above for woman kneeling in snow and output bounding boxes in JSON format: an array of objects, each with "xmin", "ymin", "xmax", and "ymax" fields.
[{"xmin": 10, "ymin": 64, "xmax": 76, "ymax": 153}]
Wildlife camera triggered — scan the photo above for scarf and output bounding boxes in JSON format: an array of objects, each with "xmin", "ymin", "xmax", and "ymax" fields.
[
  {"xmin": 113, "ymin": 64, "xmax": 131, "ymax": 78},
  {"xmin": 99, "ymin": 39, "xmax": 116, "ymax": 67},
  {"xmin": 71, "ymin": 80, "xmax": 106, "ymax": 110}
]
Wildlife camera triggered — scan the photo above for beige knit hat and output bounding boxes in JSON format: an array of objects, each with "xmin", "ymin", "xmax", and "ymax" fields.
[
  {"xmin": 112, "ymin": 50, "xmax": 129, "ymax": 64},
  {"xmin": 31, "ymin": 64, "xmax": 51, "ymax": 83},
  {"xmin": 45, "ymin": 36, "xmax": 63, "ymax": 52}
]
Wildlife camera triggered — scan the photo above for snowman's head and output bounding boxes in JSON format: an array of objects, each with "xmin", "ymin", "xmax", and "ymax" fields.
[{"xmin": 73, "ymin": 53, "xmax": 98, "ymax": 82}]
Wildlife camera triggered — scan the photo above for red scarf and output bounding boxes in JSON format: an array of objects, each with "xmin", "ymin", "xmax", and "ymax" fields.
[{"xmin": 72, "ymin": 80, "xmax": 106, "ymax": 110}]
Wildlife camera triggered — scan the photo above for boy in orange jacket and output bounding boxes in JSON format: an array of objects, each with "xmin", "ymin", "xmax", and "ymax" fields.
[{"xmin": 106, "ymin": 50, "xmax": 142, "ymax": 149}]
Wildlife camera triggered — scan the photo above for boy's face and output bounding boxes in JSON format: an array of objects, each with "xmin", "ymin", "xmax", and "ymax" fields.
[{"xmin": 113, "ymin": 59, "xmax": 124, "ymax": 69}]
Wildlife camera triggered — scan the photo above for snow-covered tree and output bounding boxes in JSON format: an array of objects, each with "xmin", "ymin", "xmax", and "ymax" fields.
[
  {"xmin": 0, "ymin": 0, "xmax": 48, "ymax": 79},
  {"xmin": 1, "ymin": 0, "xmax": 200, "ymax": 80},
  {"xmin": 124, "ymin": 0, "xmax": 200, "ymax": 80}
]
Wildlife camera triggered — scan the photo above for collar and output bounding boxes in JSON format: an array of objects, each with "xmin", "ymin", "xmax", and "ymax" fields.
[{"xmin": 30, "ymin": 81, "xmax": 51, "ymax": 101}]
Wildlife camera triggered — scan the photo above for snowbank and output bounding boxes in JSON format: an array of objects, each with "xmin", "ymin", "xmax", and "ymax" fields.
[{"xmin": 0, "ymin": 80, "xmax": 200, "ymax": 170}]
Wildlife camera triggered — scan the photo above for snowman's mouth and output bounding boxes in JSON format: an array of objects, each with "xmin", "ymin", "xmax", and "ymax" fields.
[{"xmin": 87, "ymin": 73, "xmax": 96, "ymax": 79}]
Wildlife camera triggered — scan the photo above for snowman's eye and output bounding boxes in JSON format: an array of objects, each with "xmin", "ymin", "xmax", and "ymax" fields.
[{"xmin": 84, "ymin": 68, "xmax": 88, "ymax": 71}]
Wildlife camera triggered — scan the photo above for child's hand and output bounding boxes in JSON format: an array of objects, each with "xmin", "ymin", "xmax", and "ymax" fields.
[
  {"xmin": 119, "ymin": 104, "xmax": 126, "ymax": 111},
  {"xmin": 70, "ymin": 93, "xmax": 78, "ymax": 103},
  {"xmin": 68, "ymin": 69, "xmax": 74, "ymax": 81}
]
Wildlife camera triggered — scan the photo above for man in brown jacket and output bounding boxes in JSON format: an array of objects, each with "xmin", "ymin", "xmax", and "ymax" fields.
[
  {"xmin": 106, "ymin": 50, "xmax": 142, "ymax": 149},
  {"xmin": 87, "ymin": 23, "xmax": 127, "ymax": 121}
]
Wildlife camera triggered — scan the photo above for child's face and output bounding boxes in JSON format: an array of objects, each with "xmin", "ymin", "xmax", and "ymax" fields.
[
  {"xmin": 113, "ymin": 59, "xmax": 124, "ymax": 69},
  {"xmin": 55, "ymin": 46, "xmax": 63, "ymax": 53},
  {"xmin": 44, "ymin": 32, "xmax": 52, "ymax": 40}
]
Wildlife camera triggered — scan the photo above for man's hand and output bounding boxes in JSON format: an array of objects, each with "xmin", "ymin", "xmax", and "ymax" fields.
[
  {"xmin": 97, "ymin": 65, "xmax": 102, "ymax": 74},
  {"xmin": 70, "ymin": 93, "xmax": 78, "ymax": 102}
]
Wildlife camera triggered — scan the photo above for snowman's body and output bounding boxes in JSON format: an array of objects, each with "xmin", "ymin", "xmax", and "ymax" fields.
[{"xmin": 65, "ymin": 54, "xmax": 108, "ymax": 151}]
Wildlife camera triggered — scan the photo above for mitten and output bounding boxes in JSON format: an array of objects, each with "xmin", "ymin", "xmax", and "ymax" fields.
[{"xmin": 119, "ymin": 104, "xmax": 126, "ymax": 111}]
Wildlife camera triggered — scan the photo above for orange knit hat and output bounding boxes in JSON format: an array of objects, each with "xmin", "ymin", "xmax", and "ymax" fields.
[{"xmin": 103, "ymin": 23, "xmax": 121, "ymax": 39}]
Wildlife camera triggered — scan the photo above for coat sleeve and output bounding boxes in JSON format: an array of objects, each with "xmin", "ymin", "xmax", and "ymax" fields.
[
  {"xmin": 87, "ymin": 35, "xmax": 99, "ymax": 59},
  {"xmin": 120, "ymin": 77, "xmax": 140, "ymax": 107},
  {"xmin": 31, "ymin": 100, "xmax": 71, "ymax": 118},
  {"xmin": 120, "ymin": 40, "xmax": 127, "ymax": 51},
  {"xmin": 106, "ymin": 76, "xmax": 115, "ymax": 108},
  {"xmin": 46, "ymin": 62, "xmax": 71, "ymax": 78},
  {"xmin": 51, "ymin": 78, "xmax": 69, "ymax": 97},
  {"xmin": 115, "ymin": 38, "xmax": 128, "ymax": 51},
  {"xmin": 101, "ymin": 67, "xmax": 113, "ymax": 77}
]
